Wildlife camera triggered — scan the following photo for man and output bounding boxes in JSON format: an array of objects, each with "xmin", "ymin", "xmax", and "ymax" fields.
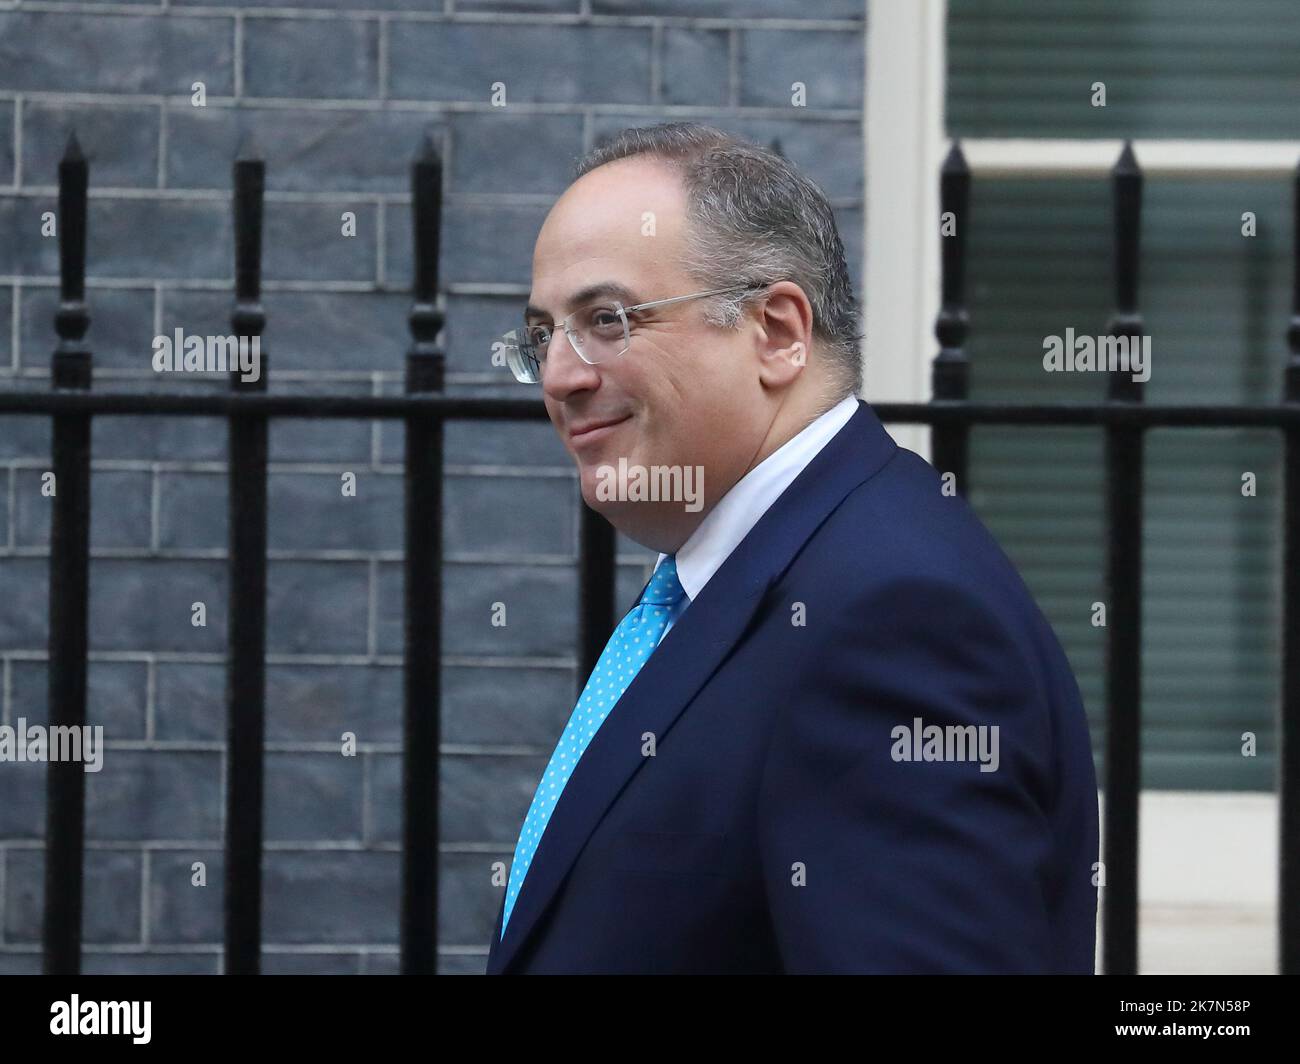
[{"xmin": 486, "ymin": 122, "xmax": 1099, "ymax": 974}]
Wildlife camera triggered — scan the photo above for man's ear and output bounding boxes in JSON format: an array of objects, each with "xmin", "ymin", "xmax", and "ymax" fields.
[{"xmin": 757, "ymin": 337, "xmax": 808, "ymax": 390}]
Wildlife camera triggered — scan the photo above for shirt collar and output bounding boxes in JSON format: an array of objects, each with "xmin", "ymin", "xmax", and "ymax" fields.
[{"xmin": 656, "ymin": 395, "xmax": 859, "ymax": 601}]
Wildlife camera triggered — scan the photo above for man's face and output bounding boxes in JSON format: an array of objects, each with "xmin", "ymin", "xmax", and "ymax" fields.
[{"xmin": 529, "ymin": 158, "xmax": 769, "ymax": 550}]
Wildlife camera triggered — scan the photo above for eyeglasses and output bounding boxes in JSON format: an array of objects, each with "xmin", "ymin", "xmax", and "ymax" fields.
[{"xmin": 499, "ymin": 283, "xmax": 767, "ymax": 384}]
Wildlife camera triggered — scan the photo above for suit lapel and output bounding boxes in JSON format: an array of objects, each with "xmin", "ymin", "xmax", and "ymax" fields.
[{"xmin": 488, "ymin": 400, "xmax": 897, "ymax": 974}]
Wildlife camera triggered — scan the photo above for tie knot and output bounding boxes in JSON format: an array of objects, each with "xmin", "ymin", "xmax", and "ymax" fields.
[{"xmin": 639, "ymin": 555, "xmax": 686, "ymax": 607}]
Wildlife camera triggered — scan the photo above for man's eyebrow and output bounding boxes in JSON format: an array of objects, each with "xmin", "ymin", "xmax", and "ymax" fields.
[{"xmin": 525, "ymin": 282, "xmax": 639, "ymax": 322}]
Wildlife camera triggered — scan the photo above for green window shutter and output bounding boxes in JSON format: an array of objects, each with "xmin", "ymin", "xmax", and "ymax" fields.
[
  {"xmin": 958, "ymin": 176, "xmax": 1288, "ymax": 790},
  {"xmin": 946, "ymin": 0, "xmax": 1294, "ymax": 790},
  {"xmin": 948, "ymin": 0, "xmax": 1300, "ymax": 139}
]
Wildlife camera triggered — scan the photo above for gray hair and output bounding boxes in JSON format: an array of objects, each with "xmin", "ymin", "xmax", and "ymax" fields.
[{"xmin": 572, "ymin": 122, "xmax": 864, "ymax": 400}]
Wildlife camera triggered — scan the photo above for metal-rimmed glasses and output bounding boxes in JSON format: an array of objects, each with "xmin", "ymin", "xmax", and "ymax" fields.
[{"xmin": 499, "ymin": 283, "xmax": 767, "ymax": 384}]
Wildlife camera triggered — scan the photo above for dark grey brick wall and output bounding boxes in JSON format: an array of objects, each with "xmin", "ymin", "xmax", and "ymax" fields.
[{"xmin": 0, "ymin": 0, "xmax": 866, "ymax": 974}]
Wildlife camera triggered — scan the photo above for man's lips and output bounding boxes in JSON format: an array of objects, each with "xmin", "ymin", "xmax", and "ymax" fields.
[{"xmin": 568, "ymin": 414, "xmax": 631, "ymax": 443}]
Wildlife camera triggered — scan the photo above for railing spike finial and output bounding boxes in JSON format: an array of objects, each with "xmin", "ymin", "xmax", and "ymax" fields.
[
  {"xmin": 407, "ymin": 134, "xmax": 445, "ymax": 392},
  {"xmin": 53, "ymin": 127, "xmax": 90, "ymax": 386},
  {"xmin": 1115, "ymin": 138, "xmax": 1140, "ymax": 177},
  {"xmin": 62, "ymin": 129, "xmax": 85, "ymax": 164},
  {"xmin": 930, "ymin": 138, "xmax": 972, "ymax": 492},
  {"xmin": 233, "ymin": 131, "xmax": 264, "ymax": 164},
  {"xmin": 941, "ymin": 138, "xmax": 967, "ymax": 175},
  {"xmin": 230, "ymin": 147, "xmax": 266, "ymax": 387}
]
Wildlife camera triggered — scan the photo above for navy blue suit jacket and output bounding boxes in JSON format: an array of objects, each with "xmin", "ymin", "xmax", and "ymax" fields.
[{"xmin": 486, "ymin": 399, "xmax": 1099, "ymax": 974}]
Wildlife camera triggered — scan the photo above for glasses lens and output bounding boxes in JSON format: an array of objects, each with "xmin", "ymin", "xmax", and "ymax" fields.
[
  {"xmin": 501, "ymin": 327, "xmax": 542, "ymax": 384},
  {"xmin": 569, "ymin": 303, "xmax": 628, "ymax": 364},
  {"xmin": 504, "ymin": 304, "xmax": 628, "ymax": 381}
]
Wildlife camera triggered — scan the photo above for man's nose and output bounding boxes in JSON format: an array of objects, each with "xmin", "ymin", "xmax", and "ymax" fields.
[{"xmin": 540, "ymin": 328, "xmax": 600, "ymax": 403}]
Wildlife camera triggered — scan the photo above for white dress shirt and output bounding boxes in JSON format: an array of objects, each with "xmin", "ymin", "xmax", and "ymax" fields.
[{"xmin": 652, "ymin": 394, "xmax": 859, "ymax": 645}]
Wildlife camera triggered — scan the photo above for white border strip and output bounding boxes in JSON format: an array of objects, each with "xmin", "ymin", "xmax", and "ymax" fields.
[
  {"xmin": 863, "ymin": 0, "xmax": 946, "ymax": 459},
  {"xmin": 961, "ymin": 139, "xmax": 1300, "ymax": 179}
]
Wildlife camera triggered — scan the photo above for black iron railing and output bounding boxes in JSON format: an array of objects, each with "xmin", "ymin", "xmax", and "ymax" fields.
[{"xmin": 1, "ymin": 133, "xmax": 1296, "ymax": 975}]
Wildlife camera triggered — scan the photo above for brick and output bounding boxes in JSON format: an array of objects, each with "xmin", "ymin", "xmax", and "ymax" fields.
[
  {"xmin": 262, "ymin": 850, "xmax": 398, "ymax": 945},
  {"xmin": 0, "ymin": 12, "xmax": 234, "ymax": 95},
  {"xmin": 92, "ymin": 407, "xmax": 229, "ymax": 463},
  {"xmin": 84, "ymin": 952, "xmax": 219, "ymax": 975},
  {"xmin": 267, "ymin": 470, "xmax": 403, "ymax": 552},
  {"xmin": 368, "ymin": 751, "xmax": 548, "ymax": 845},
  {"xmin": 267, "ymin": 663, "xmax": 401, "ymax": 744},
  {"xmin": 593, "ymin": 0, "xmax": 865, "ymax": 17},
  {"xmin": 265, "ymin": 752, "xmax": 364, "ymax": 842},
  {"xmin": 4, "ymin": 848, "xmax": 141, "ymax": 944},
  {"xmin": 0, "ymin": 285, "xmax": 12, "ymax": 369},
  {"xmin": 262, "ymin": 951, "xmax": 360, "ymax": 974},
  {"xmin": 435, "ymin": 851, "xmax": 510, "ymax": 948},
  {"xmin": 386, "ymin": 200, "xmax": 546, "ymax": 287},
  {"xmin": 238, "ymin": 288, "xmax": 410, "ymax": 373},
  {"xmin": 442, "ymin": 664, "xmax": 574, "ymax": 746},
  {"xmin": 23, "ymin": 102, "xmax": 160, "ymax": 189},
  {"xmin": 85, "ymin": 750, "xmax": 222, "ymax": 842},
  {"xmin": 167, "ymin": 105, "xmax": 439, "ymax": 194},
  {"xmin": 146, "ymin": 848, "xmax": 223, "ymax": 944},
  {"xmin": 87, "ymin": 559, "xmax": 228, "ymax": 653},
  {"xmin": 14, "ymin": 468, "xmax": 152, "ymax": 550},
  {"xmin": 448, "ymin": 112, "xmax": 584, "ymax": 196},
  {"xmin": 174, "ymin": 0, "xmax": 430, "ymax": 9},
  {"xmin": 10, "ymin": 659, "xmax": 149, "ymax": 738},
  {"xmin": 443, "ymin": 474, "xmax": 574, "ymax": 556},
  {"xmin": 381, "ymin": 398, "xmax": 574, "ymax": 470},
  {"xmin": 90, "ymin": 199, "xmax": 230, "ymax": 281},
  {"xmin": 454, "ymin": 0, "xmax": 582, "ymax": 13},
  {"xmin": 266, "ymin": 381, "xmax": 374, "ymax": 465},
  {"xmin": 243, "ymin": 18, "xmax": 380, "ymax": 100},
  {"xmin": 154, "ymin": 662, "xmax": 226, "ymax": 742},
  {"xmin": 156, "ymin": 471, "xmax": 225, "ymax": 551},
  {"xmin": 591, "ymin": 111, "xmax": 863, "ymax": 201},
  {"xmin": 0, "ymin": 763, "xmax": 44, "ymax": 838},
  {"xmin": 739, "ymin": 28, "xmax": 864, "ymax": 109},
  {"xmin": 660, "ymin": 27, "xmax": 730, "ymax": 107},
  {"xmin": 434, "ymin": 953, "xmax": 488, "ymax": 975},
  {"xmin": 388, "ymin": 23, "xmax": 652, "ymax": 105},
  {"xmin": 267, "ymin": 560, "xmax": 369, "ymax": 656},
  {"xmin": 0, "ymin": 558, "xmax": 48, "ymax": 649},
  {"xmin": 0, "ymin": 101, "xmax": 14, "ymax": 186},
  {"xmin": 0, "ymin": 952, "xmax": 41, "ymax": 974},
  {"xmin": 265, "ymin": 201, "xmax": 378, "ymax": 283},
  {"xmin": 19, "ymin": 286, "xmax": 156, "ymax": 372},
  {"xmin": 425, "ymin": 293, "xmax": 529, "ymax": 379},
  {"xmin": 375, "ymin": 560, "xmax": 577, "ymax": 657}
]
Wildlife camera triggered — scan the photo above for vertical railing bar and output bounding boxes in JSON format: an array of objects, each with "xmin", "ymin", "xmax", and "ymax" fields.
[
  {"xmin": 1101, "ymin": 139, "xmax": 1145, "ymax": 976},
  {"xmin": 1279, "ymin": 156, "xmax": 1300, "ymax": 975},
  {"xmin": 932, "ymin": 140, "xmax": 971, "ymax": 491},
  {"xmin": 42, "ymin": 131, "xmax": 92, "ymax": 976},
  {"xmin": 224, "ymin": 138, "xmax": 269, "ymax": 975},
  {"xmin": 401, "ymin": 133, "xmax": 445, "ymax": 975}
]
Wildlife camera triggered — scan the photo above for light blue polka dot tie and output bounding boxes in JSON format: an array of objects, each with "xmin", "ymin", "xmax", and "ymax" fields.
[{"xmin": 500, "ymin": 554, "xmax": 689, "ymax": 939}]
